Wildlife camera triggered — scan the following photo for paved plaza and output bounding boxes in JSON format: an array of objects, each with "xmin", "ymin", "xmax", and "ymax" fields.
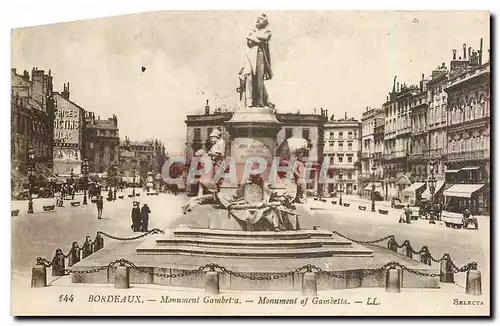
[{"xmin": 12, "ymin": 191, "xmax": 489, "ymax": 290}]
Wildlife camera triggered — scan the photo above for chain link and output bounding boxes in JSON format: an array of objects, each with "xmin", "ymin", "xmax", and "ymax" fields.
[
  {"xmin": 332, "ymin": 231, "xmax": 395, "ymax": 245},
  {"xmin": 36, "ymin": 253, "xmax": 476, "ymax": 281},
  {"xmin": 97, "ymin": 228, "xmax": 164, "ymax": 241}
]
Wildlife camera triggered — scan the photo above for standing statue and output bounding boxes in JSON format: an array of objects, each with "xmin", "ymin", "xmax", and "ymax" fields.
[{"xmin": 237, "ymin": 14, "xmax": 273, "ymax": 108}]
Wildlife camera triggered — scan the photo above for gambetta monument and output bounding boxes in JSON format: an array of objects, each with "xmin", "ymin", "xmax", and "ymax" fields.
[{"xmin": 71, "ymin": 14, "xmax": 439, "ymax": 292}]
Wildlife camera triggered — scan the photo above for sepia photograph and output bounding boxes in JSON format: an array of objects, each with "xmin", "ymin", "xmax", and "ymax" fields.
[{"xmin": 9, "ymin": 9, "xmax": 491, "ymax": 316}]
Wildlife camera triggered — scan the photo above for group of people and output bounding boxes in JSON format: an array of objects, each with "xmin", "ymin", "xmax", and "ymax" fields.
[{"xmin": 130, "ymin": 201, "xmax": 151, "ymax": 232}]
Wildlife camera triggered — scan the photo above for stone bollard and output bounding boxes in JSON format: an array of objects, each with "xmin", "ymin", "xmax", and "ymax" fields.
[
  {"xmin": 94, "ymin": 232, "xmax": 104, "ymax": 251},
  {"xmin": 31, "ymin": 263, "xmax": 47, "ymax": 288},
  {"xmin": 115, "ymin": 262, "xmax": 130, "ymax": 289},
  {"xmin": 385, "ymin": 266, "xmax": 401, "ymax": 293},
  {"xmin": 440, "ymin": 254, "xmax": 454, "ymax": 283},
  {"xmin": 204, "ymin": 266, "xmax": 220, "ymax": 295},
  {"xmin": 301, "ymin": 268, "xmax": 318, "ymax": 296},
  {"xmin": 465, "ymin": 264, "xmax": 482, "ymax": 296}
]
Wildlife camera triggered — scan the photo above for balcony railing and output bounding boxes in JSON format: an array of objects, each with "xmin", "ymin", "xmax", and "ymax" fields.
[
  {"xmin": 444, "ymin": 149, "xmax": 490, "ymax": 162},
  {"xmin": 360, "ymin": 152, "xmax": 372, "ymax": 159},
  {"xmin": 422, "ymin": 148, "xmax": 443, "ymax": 159}
]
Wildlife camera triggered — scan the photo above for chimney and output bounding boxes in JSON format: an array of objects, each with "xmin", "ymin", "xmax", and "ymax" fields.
[
  {"xmin": 345, "ymin": 111, "xmax": 347, "ymax": 119},
  {"xmin": 204, "ymin": 99, "xmax": 210, "ymax": 115},
  {"xmin": 463, "ymin": 44, "xmax": 467, "ymax": 60},
  {"xmin": 48, "ymin": 69, "xmax": 51, "ymax": 76},
  {"xmin": 479, "ymin": 38, "xmax": 483, "ymax": 65},
  {"xmin": 453, "ymin": 49, "xmax": 457, "ymax": 60},
  {"xmin": 326, "ymin": 110, "xmax": 328, "ymax": 118},
  {"xmin": 397, "ymin": 82, "xmax": 400, "ymax": 92},
  {"xmin": 468, "ymin": 47, "xmax": 472, "ymax": 59}
]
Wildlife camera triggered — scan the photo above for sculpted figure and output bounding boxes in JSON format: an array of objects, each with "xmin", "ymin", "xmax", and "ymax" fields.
[{"xmin": 237, "ymin": 14, "xmax": 273, "ymax": 108}]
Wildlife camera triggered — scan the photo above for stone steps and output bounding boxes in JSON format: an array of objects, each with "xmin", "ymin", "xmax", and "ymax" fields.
[
  {"xmin": 155, "ymin": 237, "xmax": 352, "ymax": 249},
  {"xmin": 136, "ymin": 243, "xmax": 373, "ymax": 258},
  {"xmin": 172, "ymin": 228, "xmax": 334, "ymax": 241}
]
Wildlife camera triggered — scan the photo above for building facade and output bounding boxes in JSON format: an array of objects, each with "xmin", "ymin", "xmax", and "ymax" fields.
[
  {"xmin": 185, "ymin": 102, "xmax": 327, "ymax": 193},
  {"xmin": 11, "ymin": 68, "xmax": 55, "ymax": 186},
  {"xmin": 83, "ymin": 112, "xmax": 120, "ymax": 174},
  {"xmin": 119, "ymin": 137, "xmax": 166, "ymax": 186},
  {"xmin": 52, "ymin": 87, "xmax": 85, "ymax": 177},
  {"xmin": 360, "ymin": 107, "xmax": 384, "ymax": 195},
  {"xmin": 323, "ymin": 113, "xmax": 362, "ymax": 196},
  {"xmin": 443, "ymin": 42, "xmax": 490, "ymax": 214}
]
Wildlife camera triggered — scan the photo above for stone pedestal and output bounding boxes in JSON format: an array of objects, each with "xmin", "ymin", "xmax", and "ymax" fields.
[{"xmin": 223, "ymin": 106, "xmax": 282, "ymax": 191}]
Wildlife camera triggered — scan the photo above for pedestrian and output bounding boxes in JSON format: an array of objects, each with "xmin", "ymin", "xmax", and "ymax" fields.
[
  {"xmin": 140, "ymin": 203, "xmax": 151, "ymax": 232},
  {"xmin": 68, "ymin": 241, "xmax": 80, "ymax": 267},
  {"xmin": 398, "ymin": 206, "xmax": 405, "ymax": 223},
  {"xmin": 405, "ymin": 204, "xmax": 411, "ymax": 224},
  {"xmin": 131, "ymin": 201, "xmax": 141, "ymax": 232},
  {"xmin": 113, "ymin": 187, "xmax": 117, "ymax": 201},
  {"xmin": 81, "ymin": 236, "xmax": 93, "ymax": 259},
  {"xmin": 96, "ymin": 195, "xmax": 104, "ymax": 219},
  {"xmin": 51, "ymin": 248, "xmax": 66, "ymax": 276},
  {"xmin": 107, "ymin": 188, "xmax": 113, "ymax": 201}
]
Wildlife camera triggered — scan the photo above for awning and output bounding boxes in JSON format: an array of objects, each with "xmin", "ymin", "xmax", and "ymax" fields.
[
  {"xmin": 401, "ymin": 182, "xmax": 426, "ymax": 195},
  {"xmin": 363, "ymin": 183, "xmax": 383, "ymax": 191},
  {"xmin": 421, "ymin": 181, "xmax": 445, "ymax": 199},
  {"xmin": 460, "ymin": 166, "xmax": 480, "ymax": 171},
  {"xmin": 443, "ymin": 184, "xmax": 485, "ymax": 198},
  {"xmin": 445, "ymin": 169, "xmax": 460, "ymax": 173},
  {"xmin": 396, "ymin": 175, "xmax": 411, "ymax": 186}
]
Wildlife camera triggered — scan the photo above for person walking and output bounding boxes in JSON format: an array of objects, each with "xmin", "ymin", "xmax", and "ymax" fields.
[
  {"xmin": 96, "ymin": 195, "xmax": 104, "ymax": 219},
  {"xmin": 131, "ymin": 201, "xmax": 141, "ymax": 232},
  {"xmin": 404, "ymin": 204, "xmax": 411, "ymax": 224},
  {"xmin": 140, "ymin": 203, "xmax": 151, "ymax": 232}
]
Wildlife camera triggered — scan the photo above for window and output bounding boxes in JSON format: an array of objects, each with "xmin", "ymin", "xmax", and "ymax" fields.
[
  {"xmin": 348, "ymin": 131, "xmax": 353, "ymax": 139},
  {"xmin": 285, "ymin": 128, "xmax": 293, "ymax": 139},
  {"xmin": 302, "ymin": 128, "xmax": 310, "ymax": 140},
  {"xmin": 329, "ymin": 141, "xmax": 334, "ymax": 147},
  {"xmin": 339, "ymin": 132, "xmax": 343, "ymax": 139},
  {"xmin": 330, "ymin": 156, "xmax": 334, "ymax": 165},
  {"xmin": 348, "ymin": 142, "xmax": 353, "ymax": 151},
  {"xmin": 338, "ymin": 156, "xmax": 343, "ymax": 163},
  {"xmin": 347, "ymin": 156, "xmax": 353, "ymax": 163},
  {"xmin": 348, "ymin": 172, "xmax": 352, "ymax": 179},
  {"xmin": 194, "ymin": 128, "xmax": 201, "ymax": 141},
  {"xmin": 207, "ymin": 127, "xmax": 213, "ymax": 137},
  {"xmin": 338, "ymin": 142, "xmax": 344, "ymax": 151},
  {"xmin": 329, "ymin": 132, "xmax": 334, "ymax": 140}
]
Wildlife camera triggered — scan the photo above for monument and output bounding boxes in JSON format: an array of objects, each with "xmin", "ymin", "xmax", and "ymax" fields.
[{"xmin": 70, "ymin": 14, "xmax": 439, "ymax": 291}]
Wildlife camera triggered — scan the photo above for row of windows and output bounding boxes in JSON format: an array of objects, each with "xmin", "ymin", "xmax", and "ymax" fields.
[
  {"xmin": 328, "ymin": 156, "xmax": 354, "ymax": 164},
  {"xmin": 285, "ymin": 128, "xmax": 310, "ymax": 140},
  {"xmin": 326, "ymin": 141, "xmax": 354, "ymax": 150},
  {"xmin": 448, "ymin": 137, "xmax": 489, "ymax": 153},
  {"xmin": 193, "ymin": 126, "xmax": 222, "ymax": 141},
  {"xmin": 327, "ymin": 131, "xmax": 354, "ymax": 140}
]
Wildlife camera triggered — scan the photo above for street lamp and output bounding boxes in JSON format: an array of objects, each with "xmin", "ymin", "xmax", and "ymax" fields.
[
  {"xmin": 428, "ymin": 159, "xmax": 437, "ymax": 225},
  {"xmin": 27, "ymin": 147, "xmax": 35, "ymax": 214},
  {"xmin": 371, "ymin": 165, "xmax": 377, "ymax": 212},
  {"xmin": 338, "ymin": 170, "xmax": 343, "ymax": 206},
  {"xmin": 82, "ymin": 158, "xmax": 89, "ymax": 205},
  {"xmin": 132, "ymin": 167, "xmax": 136, "ymax": 197},
  {"xmin": 70, "ymin": 168, "xmax": 75, "ymax": 200}
]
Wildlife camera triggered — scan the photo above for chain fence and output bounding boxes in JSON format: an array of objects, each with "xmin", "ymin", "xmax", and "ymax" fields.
[
  {"xmin": 97, "ymin": 228, "xmax": 164, "ymax": 241},
  {"xmin": 331, "ymin": 230, "xmax": 475, "ymax": 268},
  {"xmin": 36, "ymin": 255, "xmax": 477, "ymax": 282}
]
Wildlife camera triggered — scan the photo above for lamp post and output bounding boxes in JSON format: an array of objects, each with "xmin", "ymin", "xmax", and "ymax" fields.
[
  {"xmin": 371, "ymin": 165, "xmax": 377, "ymax": 212},
  {"xmin": 70, "ymin": 168, "xmax": 75, "ymax": 200},
  {"xmin": 132, "ymin": 167, "xmax": 136, "ymax": 197},
  {"xmin": 82, "ymin": 158, "xmax": 89, "ymax": 205},
  {"xmin": 428, "ymin": 159, "xmax": 437, "ymax": 225},
  {"xmin": 27, "ymin": 147, "xmax": 35, "ymax": 214},
  {"xmin": 338, "ymin": 170, "xmax": 343, "ymax": 206}
]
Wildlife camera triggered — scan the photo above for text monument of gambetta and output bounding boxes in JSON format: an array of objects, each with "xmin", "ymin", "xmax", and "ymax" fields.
[{"xmin": 68, "ymin": 14, "xmax": 440, "ymax": 293}]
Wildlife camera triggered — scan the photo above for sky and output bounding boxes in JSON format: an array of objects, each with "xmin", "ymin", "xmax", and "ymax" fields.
[{"xmin": 11, "ymin": 11, "xmax": 490, "ymax": 155}]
